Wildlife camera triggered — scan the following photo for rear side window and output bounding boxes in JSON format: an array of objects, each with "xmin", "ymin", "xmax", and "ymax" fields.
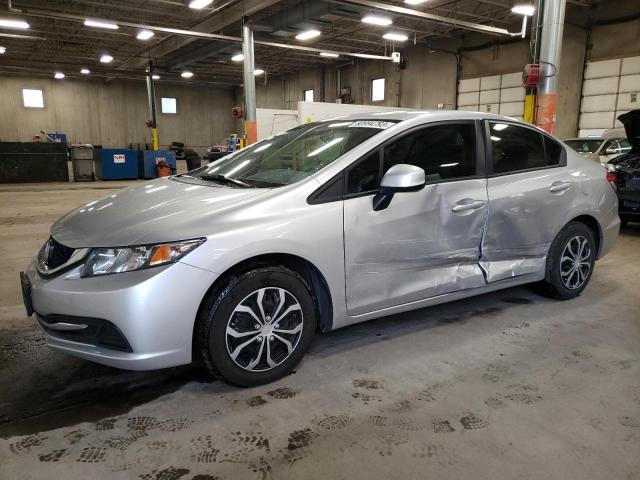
[
  {"xmin": 383, "ymin": 123, "xmax": 477, "ymax": 182},
  {"xmin": 544, "ymin": 135, "xmax": 563, "ymax": 166},
  {"xmin": 489, "ymin": 122, "xmax": 545, "ymax": 174}
]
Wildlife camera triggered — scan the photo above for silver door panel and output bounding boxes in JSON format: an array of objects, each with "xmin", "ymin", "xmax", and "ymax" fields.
[{"xmin": 344, "ymin": 179, "xmax": 488, "ymax": 316}]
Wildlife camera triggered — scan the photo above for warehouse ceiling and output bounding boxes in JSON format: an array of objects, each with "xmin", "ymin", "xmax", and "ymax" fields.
[{"xmin": 0, "ymin": 0, "xmax": 604, "ymax": 85}]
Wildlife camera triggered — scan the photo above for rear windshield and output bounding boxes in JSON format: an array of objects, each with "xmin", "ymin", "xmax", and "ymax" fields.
[
  {"xmin": 186, "ymin": 120, "xmax": 396, "ymax": 187},
  {"xmin": 565, "ymin": 139, "xmax": 602, "ymax": 154}
]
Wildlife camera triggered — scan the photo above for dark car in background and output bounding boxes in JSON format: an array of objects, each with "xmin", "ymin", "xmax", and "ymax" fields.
[{"xmin": 607, "ymin": 110, "xmax": 640, "ymax": 227}]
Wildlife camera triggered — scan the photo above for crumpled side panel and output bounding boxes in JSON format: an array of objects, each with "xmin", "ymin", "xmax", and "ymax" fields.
[{"xmin": 479, "ymin": 256, "xmax": 546, "ymax": 283}]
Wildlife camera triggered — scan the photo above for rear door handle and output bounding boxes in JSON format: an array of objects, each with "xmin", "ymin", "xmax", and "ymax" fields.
[
  {"xmin": 452, "ymin": 200, "xmax": 485, "ymax": 212},
  {"xmin": 549, "ymin": 181, "xmax": 571, "ymax": 193}
]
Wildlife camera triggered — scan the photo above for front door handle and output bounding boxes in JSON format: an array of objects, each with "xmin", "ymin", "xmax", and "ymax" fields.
[
  {"xmin": 549, "ymin": 181, "xmax": 571, "ymax": 193},
  {"xmin": 452, "ymin": 199, "xmax": 485, "ymax": 212}
]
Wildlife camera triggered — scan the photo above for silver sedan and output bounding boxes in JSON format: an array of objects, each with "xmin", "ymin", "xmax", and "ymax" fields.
[{"xmin": 21, "ymin": 111, "xmax": 620, "ymax": 386}]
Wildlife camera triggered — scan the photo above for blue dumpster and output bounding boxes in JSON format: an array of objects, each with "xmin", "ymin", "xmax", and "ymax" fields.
[
  {"xmin": 94, "ymin": 149, "xmax": 138, "ymax": 180},
  {"xmin": 138, "ymin": 150, "xmax": 177, "ymax": 179}
]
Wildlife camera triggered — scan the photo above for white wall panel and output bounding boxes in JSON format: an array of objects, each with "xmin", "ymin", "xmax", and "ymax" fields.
[
  {"xmin": 458, "ymin": 78, "xmax": 480, "ymax": 93},
  {"xmin": 617, "ymin": 92, "xmax": 639, "ymax": 110},
  {"xmin": 582, "ymin": 77, "xmax": 619, "ymax": 96},
  {"xmin": 500, "ymin": 87, "xmax": 525, "ymax": 102},
  {"xmin": 579, "ymin": 111, "xmax": 615, "ymax": 129},
  {"xmin": 501, "ymin": 72, "xmax": 522, "ymax": 88},
  {"xmin": 457, "ymin": 105, "xmax": 479, "ymax": 111},
  {"xmin": 480, "ymin": 75, "xmax": 501, "ymax": 90},
  {"xmin": 584, "ymin": 59, "xmax": 621, "ymax": 79},
  {"xmin": 621, "ymin": 56, "xmax": 640, "ymax": 75},
  {"xmin": 499, "ymin": 102, "xmax": 525, "ymax": 117},
  {"xmin": 458, "ymin": 91, "xmax": 480, "ymax": 107},
  {"xmin": 479, "ymin": 103, "xmax": 499, "ymax": 113},
  {"xmin": 618, "ymin": 74, "xmax": 640, "ymax": 93},
  {"xmin": 580, "ymin": 94, "xmax": 617, "ymax": 112},
  {"xmin": 479, "ymin": 89, "xmax": 500, "ymax": 104}
]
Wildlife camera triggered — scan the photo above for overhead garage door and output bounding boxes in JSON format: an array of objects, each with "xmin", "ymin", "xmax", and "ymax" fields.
[
  {"xmin": 578, "ymin": 55, "xmax": 640, "ymax": 137},
  {"xmin": 457, "ymin": 72, "xmax": 525, "ymax": 121}
]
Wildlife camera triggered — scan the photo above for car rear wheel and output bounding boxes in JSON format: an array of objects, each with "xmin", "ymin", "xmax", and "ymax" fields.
[
  {"xmin": 195, "ymin": 265, "xmax": 316, "ymax": 386},
  {"xmin": 541, "ymin": 221, "xmax": 596, "ymax": 300}
]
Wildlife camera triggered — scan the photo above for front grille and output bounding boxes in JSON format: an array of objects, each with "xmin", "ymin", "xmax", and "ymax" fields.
[{"xmin": 38, "ymin": 237, "xmax": 75, "ymax": 271}]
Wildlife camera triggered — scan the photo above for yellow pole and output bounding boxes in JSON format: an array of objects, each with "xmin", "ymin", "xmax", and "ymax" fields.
[
  {"xmin": 152, "ymin": 127, "xmax": 159, "ymax": 151},
  {"xmin": 524, "ymin": 92, "xmax": 536, "ymax": 124}
]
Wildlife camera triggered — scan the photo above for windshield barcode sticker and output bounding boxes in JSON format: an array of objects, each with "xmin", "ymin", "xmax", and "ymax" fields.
[{"xmin": 348, "ymin": 120, "xmax": 395, "ymax": 129}]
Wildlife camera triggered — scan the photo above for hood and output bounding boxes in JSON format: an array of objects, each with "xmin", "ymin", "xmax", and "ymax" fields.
[
  {"xmin": 50, "ymin": 177, "xmax": 268, "ymax": 248},
  {"xmin": 617, "ymin": 110, "xmax": 640, "ymax": 152}
]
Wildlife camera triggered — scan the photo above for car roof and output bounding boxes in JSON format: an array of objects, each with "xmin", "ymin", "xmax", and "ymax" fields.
[{"xmin": 322, "ymin": 110, "xmax": 523, "ymax": 123}]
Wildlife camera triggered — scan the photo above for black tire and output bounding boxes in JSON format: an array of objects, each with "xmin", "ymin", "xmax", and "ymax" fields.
[
  {"xmin": 540, "ymin": 221, "xmax": 596, "ymax": 300},
  {"xmin": 195, "ymin": 265, "xmax": 316, "ymax": 387}
]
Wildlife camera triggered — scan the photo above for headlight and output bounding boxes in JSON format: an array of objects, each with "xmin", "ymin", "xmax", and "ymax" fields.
[{"xmin": 81, "ymin": 238, "xmax": 205, "ymax": 277}]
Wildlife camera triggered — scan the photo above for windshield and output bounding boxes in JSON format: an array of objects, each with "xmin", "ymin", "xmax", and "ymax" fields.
[
  {"xmin": 565, "ymin": 139, "xmax": 602, "ymax": 154},
  {"xmin": 185, "ymin": 120, "xmax": 396, "ymax": 187}
]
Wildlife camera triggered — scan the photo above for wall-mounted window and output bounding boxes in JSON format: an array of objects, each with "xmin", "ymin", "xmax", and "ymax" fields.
[
  {"xmin": 371, "ymin": 78, "xmax": 385, "ymax": 102},
  {"xmin": 22, "ymin": 89, "xmax": 44, "ymax": 109},
  {"xmin": 304, "ymin": 89, "xmax": 314, "ymax": 102},
  {"xmin": 161, "ymin": 97, "xmax": 177, "ymax": 114}
]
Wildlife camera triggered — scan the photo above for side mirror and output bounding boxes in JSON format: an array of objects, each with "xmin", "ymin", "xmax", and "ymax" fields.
[{"xmin": 373, "ymin": 164, "xmax": 425, "ymax": 211}]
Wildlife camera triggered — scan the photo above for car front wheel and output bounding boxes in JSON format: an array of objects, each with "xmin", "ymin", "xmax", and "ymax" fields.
[
  {"xmin": 195, "ymin": 265, "xmax": 316, "ymax": 386},
  {"xmin": 541, "ymin": 221, "xmax": 596, "ymax": 300}
]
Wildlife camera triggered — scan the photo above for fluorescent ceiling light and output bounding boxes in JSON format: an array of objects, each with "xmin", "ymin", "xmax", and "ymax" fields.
[
  {"xmin": 189, "ymin": 0, "xmax": 214, "ymax": 9},
  {"xmin": 362, "ymin": 15, "xmax": 392, "ymax": 26},
  {"xmin": 100, "ymin": 54, "xmax": 113, "ymax": 63},
  {"xmin": 295, "ymin": 29, "xmax": 321, "ymax": 41},
  {"xmin": 254, "ymin": 69, "xmax": 265, "ymax": 76},
  {"xmin": 231, "ymin": 53, "xmax": 244, "ymax": 62},
  {"xmin": 80, "ymin": 68, "xmax": 90, "ymax": 74},
  {"xmin": 0, "ymin": 46, "xmax": 5, "ymax": 54},
  {"xmin": 181, "ymin": 71, "xmax": 194, "ymax": 78},
  {"xmin": 84, "ymin": 18, "xmax": 119, "ymax": 30},
  {"xmin": 493, "ymin": 123, "xmax": 509, "ymax": 131},
  {"xmin": 0, "ymin": 18, "xmax": 30, "ymax": 29},
  {"xmin": 54, "ymin": 72, "xmax": 65, "ymax": 79},
  {"xmin": 405, "ymin": 0, "xmax": 428, "ymax": 4},
  {"xmin": 320, "ymin": 52, "xmax": 339, "ymax": 58},
  {"xmin": 136, "ymin": 29, "xmax": 154, "ymax": 40},
  {"xmin": 511, "ymin": 4, "xmax": 535, "ymax": 16},
  {"xmin": 152, "ymin": 74, "xmax": 160, "ymax": 80},
  {"xmin": 383, "ymin": 32, "xmax": 409, "ymax": 42}
]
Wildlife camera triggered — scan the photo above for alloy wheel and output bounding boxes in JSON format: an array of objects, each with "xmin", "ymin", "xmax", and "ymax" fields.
[
  {"xmin": 225, "ymin": 287, "xmax": 304, "ymax": 372},
  {"xmin": 559, "ymin": 235, "xmax": 592, "ymax": 290}
]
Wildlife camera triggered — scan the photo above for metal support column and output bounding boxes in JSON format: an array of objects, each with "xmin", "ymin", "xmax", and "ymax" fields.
[
  {"xmin": 535, "ymin": 0, "xmax": 567, "ymax": 134},
  {"xmin": 146, "ymin": 61, "xmax": 159, "ymax": 150},
  {"xmin": 242, "ymin": 19, "xmax": 257, "ymax": 145}
]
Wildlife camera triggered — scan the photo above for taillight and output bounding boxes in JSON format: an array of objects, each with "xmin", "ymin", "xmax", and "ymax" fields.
[{"xmin": 606, "ymin": 171, "xmax": 617, "ymax": 192}]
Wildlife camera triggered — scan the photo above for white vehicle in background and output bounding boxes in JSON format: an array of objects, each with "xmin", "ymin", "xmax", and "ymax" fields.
[{"xmin": 565, "ymin": 128, "xmax": 631, "ymax": 165}]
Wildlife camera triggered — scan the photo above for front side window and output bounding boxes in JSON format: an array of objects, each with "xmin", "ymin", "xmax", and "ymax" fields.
[
  {"xmin": 347, "ymin": 151, "xmax": 380, "ymax": 195},
  {"xmin": 188, "ymin": 120, "xmax": 395, "ymax": 187},
  {"xmin": 490, "ymin": 122, "xmax": 545, "ymax": 174},
  {"xmin": 383, "ymin": 123, "xmax": 477, "ymax": 182}
]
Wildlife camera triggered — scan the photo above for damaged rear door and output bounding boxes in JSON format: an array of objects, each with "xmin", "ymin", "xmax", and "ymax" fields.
[
  {"xmin": 480, "ymin": 120, "xmax": 573, "ymax": 282},
  {"xmin": 344, "ymin": 121, "xmax": 488, "ymax": 316}
]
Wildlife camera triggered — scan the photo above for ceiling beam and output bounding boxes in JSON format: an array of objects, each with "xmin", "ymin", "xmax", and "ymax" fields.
[{"xmin": 329, "ymin": 0, "xmax": 515, "ymax": 35}]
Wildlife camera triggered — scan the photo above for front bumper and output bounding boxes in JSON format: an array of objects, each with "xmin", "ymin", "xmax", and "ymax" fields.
[{"xmin": 24, "ymin": 260, "xmax": 219, "ymax": 370}]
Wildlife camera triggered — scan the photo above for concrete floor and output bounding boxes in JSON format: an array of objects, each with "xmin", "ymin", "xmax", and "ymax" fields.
[{"xmin": 0, "ymin": 181, "xmax": 639, "ymax": 480}]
